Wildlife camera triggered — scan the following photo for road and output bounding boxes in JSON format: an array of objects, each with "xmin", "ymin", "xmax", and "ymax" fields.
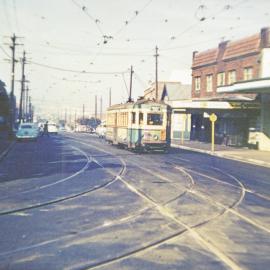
[{"xmin": 0, "ymin": 132, "xmax": 269, "ymax": 270}]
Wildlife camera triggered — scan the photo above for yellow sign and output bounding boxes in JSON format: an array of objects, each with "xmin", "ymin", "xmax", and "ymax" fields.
[{"xmin": 209, "ymin": 113, "xmax": 217, "ymax": 122}]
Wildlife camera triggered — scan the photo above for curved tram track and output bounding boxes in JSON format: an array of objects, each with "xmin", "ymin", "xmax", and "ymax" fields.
[{"xmin": 1, "ymin": 134, "xmax": 269, "ymax": 270}]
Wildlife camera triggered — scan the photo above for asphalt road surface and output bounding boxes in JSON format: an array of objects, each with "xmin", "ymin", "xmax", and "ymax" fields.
[{"xmin": 0, "ymin": 132, "xmax": 269, "ymax": 270}]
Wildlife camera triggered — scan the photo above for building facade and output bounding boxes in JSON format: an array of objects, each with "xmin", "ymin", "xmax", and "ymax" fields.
[{"xmin": 189, "ymin": 28, "xmax": 270, "ymax": 148}]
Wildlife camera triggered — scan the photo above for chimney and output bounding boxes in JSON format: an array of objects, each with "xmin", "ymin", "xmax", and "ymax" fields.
[
  {"xmin": 217, "ymin": 40, "xmax": 228, "ymax": 60},
  {"xmin": 192, "ymin": 51, "xmax": 198, "ymax": 60},
  {"xmin": 260, "ymin": 27, "xmax": 270, "ymax": 48}
]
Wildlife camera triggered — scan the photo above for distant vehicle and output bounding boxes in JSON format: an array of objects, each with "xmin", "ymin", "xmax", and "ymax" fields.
[
  {"xmin": 48, "ymin": 123, "xmax": 58, "ymax": 134},
  {"xmin": 96, "ymin": 124, "xmax": 106, "ymax": 138},
  {"xmin": 16, "ymin": 123, "xmax": 40, "ymax": 141},
  {"xmin": 106, "ymin": 100, "xmax": 171, "ymax": 152}
]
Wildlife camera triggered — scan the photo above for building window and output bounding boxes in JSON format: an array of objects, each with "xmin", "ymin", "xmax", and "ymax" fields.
[
  {"xmin": 217, "ymin": 72, "xmax": 225, "ymax": 86},
  {"xmin": 194, "ymin": 77, "xmax": 201, "ymax": 92},
  {"xmin": 206, "ymin": 74, "xmax": 213, "ymax": 92},
  {"xmin": 228, "ymin": 70, "xmax": 236, "ymax": 84},
  {"xmin": 243, "ymin": 67, "xmax": 253, "ymax": 80}
]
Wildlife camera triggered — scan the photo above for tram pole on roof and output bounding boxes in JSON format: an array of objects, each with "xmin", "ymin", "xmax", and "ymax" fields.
[
  {"xmin": 109, "ymin": 88, "xmax": 111, "ymax": 107},
  {"xmin": 128, "ymin": 65, "xmax": 133, "ymax": 103},
  {"xmin": 154, "ymin": 46, "xmax": 159, "ymax": 101}
]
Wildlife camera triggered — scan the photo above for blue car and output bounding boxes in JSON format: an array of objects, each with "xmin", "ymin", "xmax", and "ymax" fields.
[{"xmin": 16, "ymin": 123, "xmax": 40, "ymax": 141}]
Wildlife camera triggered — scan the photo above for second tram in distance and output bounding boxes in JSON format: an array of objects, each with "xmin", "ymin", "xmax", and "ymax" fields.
[{"xmin": 105, "ymin": 99, "xmax": 171, "ymax": 152}]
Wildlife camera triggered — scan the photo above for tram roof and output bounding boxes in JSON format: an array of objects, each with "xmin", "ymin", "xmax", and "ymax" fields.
[{"xmin": 107, "ymin": 99, "xmax": 168, "ymax": 111}]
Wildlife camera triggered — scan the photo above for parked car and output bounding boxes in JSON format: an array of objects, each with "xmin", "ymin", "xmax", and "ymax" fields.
[
  {"xmin": 48, "ymin": 123, "xmax": 58, "ymax": 134},
  {"xmin": 16, "ymin": 123, "xmax": 40, "ymax": 141}
]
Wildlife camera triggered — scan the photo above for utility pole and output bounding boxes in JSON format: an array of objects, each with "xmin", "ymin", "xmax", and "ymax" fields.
[
  {"xmin": 109, "ymin": 88, "xmax": 111, "ymax": 107},
  {"xmin": 95, "ymin": 95, "xmax": 97, "ymax": 119},
  {"xmin": 154, "ymin": 46, "xmax": 159, "ymax": 101},
  {"xmin": 25, "ymin": 85, "xmax": 29, "ymax": 121},
  {"xmin": 82, "ymin": 104, "xmax": 85, "ymax": 122},
  {"xmin": 74, "ymin": 110, "xmax": 77, "ymax": 131},
  {"xmin": 64, "ymin": 108, "xmax": 67, "ymax": 124},
  {"xmin": 8, "ymin": 34, "xmax": 17, "ymax": 136},
  {"xmin": 128, "ymin": 65, "xmax": 133, "ymax": 102},
  {"xmin": 100, "ymin": 96, "xmax": 102, "ymax": 120},
  {"xmin": 28, "ymin": 96, "xmax": 32, "ymax": 122},
  {"xmin": 18, "ymin": 51, "xmax": 26, "ymax": 124}
]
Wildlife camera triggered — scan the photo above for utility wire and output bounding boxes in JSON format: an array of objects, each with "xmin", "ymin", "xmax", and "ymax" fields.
[
  {"xmin": 28, "ymin": 60, "xmax": 129, "ymax": 75},
  {"xmin": 71, "ymin": 0, "xmax": 104, "ymax": 36},
  {"xmin": 113, "ymin": 0, "xmax": 153, "ymax": 38},
  {"xmin": 0, "ymin": 45, "xmax": 11, "ymax": 58}
]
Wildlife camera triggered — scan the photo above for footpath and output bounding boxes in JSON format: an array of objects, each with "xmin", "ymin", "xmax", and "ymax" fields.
[
  {"xmin": 0, "ymin": 131, "xmax": 15, "ymax": 161},
  {"xmin": 171, "ymin": 140, "xmax": 270, "ymax": 168}
]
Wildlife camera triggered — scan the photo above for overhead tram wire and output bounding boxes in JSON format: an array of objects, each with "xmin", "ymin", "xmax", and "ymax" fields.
[
  {"xmin": 112, "ymin": 0, "xmax": 153, "ymax": 38},
  {"xmin": 71, "ymin": 0, "xmax": 104, "ymax": 36},
  {"xmin": 12, "ymin": 0, "xmax": 20, "ymax": 35},
  {"xmin": 28, "ymin": 60, "xmax": 129, "ymax": 75},
  {"xmin": 0, "ymin": 46, "xmax": 11, "ymax": 58},
  {"xmin": 160, "ymin": 0, "xmax": 246, "ymax": 51}
]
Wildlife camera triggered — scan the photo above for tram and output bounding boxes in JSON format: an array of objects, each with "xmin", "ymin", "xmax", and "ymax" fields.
[{"xmin": 105, "ymin": 99, "xmax": 171, "ymax": 152}]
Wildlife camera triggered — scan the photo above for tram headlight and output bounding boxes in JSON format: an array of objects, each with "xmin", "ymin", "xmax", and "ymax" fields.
[{"xmin": 153, "ymin": 134, "xmax": 158, "ymax": 140}]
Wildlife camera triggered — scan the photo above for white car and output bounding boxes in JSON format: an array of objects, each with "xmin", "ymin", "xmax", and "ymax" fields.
[
  {"xmin": 48, "ymin": 123, "xmax": 58, "ymax": 134},
  {"xmin": 16, "ymin": 123, "xmax": 40, "ymax": 141},
  {"xmin": 96, "ymin": 125, "xmax": 106, "ymax": 138}
]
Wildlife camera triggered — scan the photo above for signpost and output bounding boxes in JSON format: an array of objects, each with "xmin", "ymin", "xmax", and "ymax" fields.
[
  {"xmin": 181, "ymin": 114, "xmax": 187, "ymax": 144},
  {"xmin": 209, "ymin": 113, "xmax": 217, "ymax": 152}
]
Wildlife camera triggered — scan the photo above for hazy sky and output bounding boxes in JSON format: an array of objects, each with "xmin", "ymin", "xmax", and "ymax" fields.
[{"xmin": 0, "ymin": 0, "xmax": 270, "ymax": 118}]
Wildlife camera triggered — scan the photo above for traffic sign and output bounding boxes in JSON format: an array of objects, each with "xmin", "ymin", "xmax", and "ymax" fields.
[{"xmin": 209, "ymin": 113, "xmax": 217, "ymax": 122}]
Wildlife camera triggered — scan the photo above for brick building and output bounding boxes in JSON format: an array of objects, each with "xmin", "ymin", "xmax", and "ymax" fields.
[{"xmin": 188, "ymin": 28, "xmax": 270, "ymax": 147}]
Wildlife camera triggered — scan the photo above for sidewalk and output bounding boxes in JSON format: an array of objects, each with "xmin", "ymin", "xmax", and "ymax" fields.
[
  {"xmin": 171, "ymin": 140, "xmax": 270, "ymax": 168},
  {"xmin": 0, "ymin": 131, "xmax": 15, "ymax": 161}
]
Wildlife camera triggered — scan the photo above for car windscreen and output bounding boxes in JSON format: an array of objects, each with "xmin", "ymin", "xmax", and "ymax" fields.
[{"xmin": 20, "ymin": 125, "xmax": 33, "ymax": 129}]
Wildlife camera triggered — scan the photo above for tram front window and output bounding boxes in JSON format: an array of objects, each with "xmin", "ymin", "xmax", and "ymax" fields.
[{"xmin": 147, "ymin": 113, "xmax": 163, "ymax": 125}]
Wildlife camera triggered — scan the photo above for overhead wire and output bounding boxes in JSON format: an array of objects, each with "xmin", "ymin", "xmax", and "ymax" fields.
[
  {"xmin": 0, "ymin": 46, "xmax": 11, "ymax": 58},
  {"xmin": 2, "ymin": 0, "xmax": 12, "ymax": 32},
  {"xmin": 12, "ymin": 0, "xmax": 20, "ymax": 34},
  {"xmin": 71, "ymin": 0, "xmax": 104, "ymax": 36},
  {"xmin": 161, "ymin": 0, "xmax": 247, "ymax": 50},
  {"xmin": 28, "ymin": 60, "xmax": 129, "ymax": 75},
  {"xmin": 113, "ymin": 0, "xmax": 153, "ymax": 38}
]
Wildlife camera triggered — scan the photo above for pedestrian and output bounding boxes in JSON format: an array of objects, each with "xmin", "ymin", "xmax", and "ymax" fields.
[{"xmin": 42, "ymin": 121, "xmax": 49, "ymax": 137}]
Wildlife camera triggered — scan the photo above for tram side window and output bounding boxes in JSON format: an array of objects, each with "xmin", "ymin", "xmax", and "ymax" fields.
[
  {"xmin": 147, "ymin": 113, "xmax": 163, "ymax": 125},
  {"xmin": 132, "ymin": 112, "xmax": 136, "ymax": 124},
  {"xmin": 139, "ymin": 112, "xmax": 143, "ymax": 124}
]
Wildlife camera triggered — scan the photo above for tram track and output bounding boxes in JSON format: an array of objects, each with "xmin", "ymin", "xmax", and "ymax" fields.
[
  {"xmin": 0, "ymin": 145, "xmax": 127, "ymax": 217},
  {"xmin": 67, "ymin": 135, "xmax": 269, "ymax": 234},
  {"xmin": 170, "ymin": 155, "xmax": 270, "ymax": 202},
  {"xmin": 65, "ymin": 135, "xmax": 249, "ymax": 270},
  {"xmin": 2, "ymin": 135, "xmax": 267, "ymax": 270},
  {"xmin": 0, "ymin": 146, "xmax": 91, "ymax": 198}
]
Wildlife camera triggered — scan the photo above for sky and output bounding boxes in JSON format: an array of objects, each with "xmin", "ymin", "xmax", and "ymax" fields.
[{"xmin": 0, "ymin": 0, "xmax": 270, "ymax": 119}]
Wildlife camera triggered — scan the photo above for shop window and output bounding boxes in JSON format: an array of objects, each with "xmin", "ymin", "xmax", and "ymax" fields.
[
  {"xmin": 243, "ymin": 67, "xmax": 253, "ymax": 80},
  {"xmin": 217, "ymin": 72, "xmax": 225, "ymax": 86},
  {"xmin": 206, "ymin": 74, "xmax": 213, "ymax": 92},
  {"xmin": 228, "ymin": 70, "xmax": 236, "ymax": 84}
]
